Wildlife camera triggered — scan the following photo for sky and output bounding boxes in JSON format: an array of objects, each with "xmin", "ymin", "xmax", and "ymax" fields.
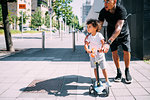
[{"xmin": 70, "ymin": 0, "xmax": 94, "ymax": 25}]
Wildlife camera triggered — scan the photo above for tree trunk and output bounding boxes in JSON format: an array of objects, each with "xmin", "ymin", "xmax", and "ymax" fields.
[{"xmin": 1, "ymin": 0, "xmax": 15, "ymax": 52}]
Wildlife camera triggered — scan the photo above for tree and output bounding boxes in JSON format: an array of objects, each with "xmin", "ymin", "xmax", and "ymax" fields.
[
  {"xmin": 18, "ymin": 11, "xmax": 29, "ymax": 31},
  {"xmin": 31, "ymin": 8, "xmax": 43, "ymax": 30},
  {"xmin": 9, "ymin": 15, "xmax": 18, "ymax": 30},
  {"xmin": 0, "ymin": 0, "xmax": 16, "ymax": 52},
  {"xmin": 45, "ymin": 11, "xmax": 50, "ymax": 28},
  {"xmin": 52, "ymin": 0, "xmax": 73, "ymax": 36}
]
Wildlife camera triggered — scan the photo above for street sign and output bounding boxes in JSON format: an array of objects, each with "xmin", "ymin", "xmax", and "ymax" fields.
[{"xmin": 19, "ymin": 4, "xmax": 26, "ymax": 9}]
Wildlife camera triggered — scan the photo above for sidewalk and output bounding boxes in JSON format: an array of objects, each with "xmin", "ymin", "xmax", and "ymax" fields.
[{"xmin": 0, "ymin": 32, "xmax": 150, "ymax": 100}]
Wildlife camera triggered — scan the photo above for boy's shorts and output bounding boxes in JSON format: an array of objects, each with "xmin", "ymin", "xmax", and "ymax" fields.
[
  {"xmin": 90, "ymin": 53, "xmax": 106, "ymax": 69},
  {"xmin": 110, "ymin": 34, "xmax": 131, "ymax": 52}
]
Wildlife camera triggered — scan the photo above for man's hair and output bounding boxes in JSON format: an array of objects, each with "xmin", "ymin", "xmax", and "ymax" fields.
[{"xmin": 86, "ymin": 19, "xmax": 101, "ymax": 32}]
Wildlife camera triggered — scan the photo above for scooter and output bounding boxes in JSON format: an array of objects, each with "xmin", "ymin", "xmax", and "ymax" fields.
[{"xmin": 89, "ymin": 48, "xmax": 109, "ymax": 97}]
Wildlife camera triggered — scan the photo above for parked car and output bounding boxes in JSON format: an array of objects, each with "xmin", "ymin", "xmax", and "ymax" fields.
[{"xmin": 23, "ymin": 27, "xmax": 31, "ymax": 31}]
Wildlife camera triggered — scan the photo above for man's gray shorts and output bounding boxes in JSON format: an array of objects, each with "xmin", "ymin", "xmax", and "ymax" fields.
[{"xmin": 90, "ymin": 53, "xmax": 106, "ymax": 69}]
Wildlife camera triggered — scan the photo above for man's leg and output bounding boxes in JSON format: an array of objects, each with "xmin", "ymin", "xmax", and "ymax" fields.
[
  {"xmin": 112, "ymin": 50, "xmax": 122, "ymax": 82},
  {"xmin": 123, "ymin": 50, "xmax": 130, "ymax": 68},
  {"xmin": 123, "ymin": 50, "xmax": 132, "ymax": 83}
]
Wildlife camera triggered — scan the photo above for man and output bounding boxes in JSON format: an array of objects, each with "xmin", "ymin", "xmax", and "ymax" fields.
[{"xmin": 98, "ymin": 0, "xmax": 132, "ymax": 83}]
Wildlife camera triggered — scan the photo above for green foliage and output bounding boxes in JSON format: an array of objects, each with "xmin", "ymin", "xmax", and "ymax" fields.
[
  {"xmin": 45, "ymin": 12, "xmax": 50, "ymax": 28},
  {"xmin": 18, "ymin": 11, "xmax": 29, "ymax": 26},
  {"xmin": 72, "ymin": 15, "xmax": 79, "ymax": 29},
  {"xmin": 78, "ymin": 25, "xmax": 84, "ymax": 31},
  {"xmin": 0, "ymin": 5, "xmax": 2, "ymax": 25},
  {"xmin": 9, "ymin": 13, "xmax": 18, "ymax": 25},
  {"xmin": 52, "ymin": 0, "xmax": 73, "ymax": 26},
  {"xmin": 31, "ymin": 8, "xmax": 43, "ymax": 28},
  {"xmin": 52, "ymin": 0, "xmax": 80, "ymax": 30}
]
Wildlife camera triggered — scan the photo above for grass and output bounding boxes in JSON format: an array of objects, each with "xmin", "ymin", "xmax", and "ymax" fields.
[
  {"xmin": 144, "ymin": 59, "xmax": 150, "ymax": 64},
  {"xmin": 23, "ymin": 30, "xmax": 41, "ymax": 33},
  {"xmin": 0, "ymin": 29, "xmax": 41, "ymax": 35},
  {"xmin": 0, "ymin": 29, "xmax": 21, "ymax": 35}
]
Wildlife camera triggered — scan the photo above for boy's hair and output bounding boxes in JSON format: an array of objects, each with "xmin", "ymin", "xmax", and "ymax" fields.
[{"xmin": 86, "ymin": 19, "xmax": 101, "ymax": 32}]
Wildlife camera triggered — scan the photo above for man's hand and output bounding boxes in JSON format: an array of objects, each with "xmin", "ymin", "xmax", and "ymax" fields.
[{"xmin": 103, "ymin": 43, "xmax": 110, "ymax": 53}]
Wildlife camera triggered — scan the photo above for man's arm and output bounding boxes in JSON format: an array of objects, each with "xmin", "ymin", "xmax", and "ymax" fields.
[
  {"xmin": 99, "ymin": 21, "xmax": 104, "ymax": 31},
  {"xmin": 103, "ymin": 20, "xmax": 124, "ymax": 53},
  {"xmin": 108, "ymin": 20, "xmax": 124, "ymax": 44}
]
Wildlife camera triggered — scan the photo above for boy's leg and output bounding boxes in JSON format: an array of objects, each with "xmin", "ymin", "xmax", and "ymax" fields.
[
  {"xmin": 102, "ymin": 69, "xmax": 108, "ymax": 82},
  {"xmin": 102, "ymin": 69, "xmax": 111, "ymax": 87},
  {"xmin": 94, "ymin": 68, "xmax": 98, "ymax": 81}
]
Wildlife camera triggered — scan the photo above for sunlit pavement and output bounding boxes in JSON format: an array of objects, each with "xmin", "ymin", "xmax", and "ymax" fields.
[{"xmin": 0, "ymin": 32, "xmax": 150, "ymax": 100}]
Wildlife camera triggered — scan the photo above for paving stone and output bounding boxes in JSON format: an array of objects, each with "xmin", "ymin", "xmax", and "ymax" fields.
[
  {"xmin": 139, "ymin": 82, "xmax": 150, "ymax": 88},
  {"xmin": 115, "ymin": 96, "xmax": 135, "ymax": 100},
  {"xmin": 0, "ymin": 98, "xmax": 16, "ymax": 100},
  {"xmin": 16, "ymin": 98, "xmax": 36, "ymax": 100},
  {"xmin": 135, "ymin": 96, "xmax": 150, "ymax": 100},
  {"xmin": 111, "ymin": 88, "xmax": 132, "ymax": 96},
  {"xmin": 96, "ymin": 97, "xmax": 115, "ymax": 100},
  {"xmin": 128, "ymin": 88, "xmax": 149, "ymax": 96},
  {"xmin": 0, "ymin": 33, "xmax": 150, "ymax": 100}
]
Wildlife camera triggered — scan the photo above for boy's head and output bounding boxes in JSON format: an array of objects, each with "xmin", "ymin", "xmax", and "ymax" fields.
[{"xmin": 86, "ymin": 19, "xmax": 101, "ymax": 33}]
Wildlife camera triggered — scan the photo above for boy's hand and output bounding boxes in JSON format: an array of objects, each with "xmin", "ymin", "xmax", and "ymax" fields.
[
  {"xmin": 86, "ymin": 49, "xmax": 91, "ymax": 53},
  {"xmin": 98, "ymin": 47, "xmax": 104, "ymax": 53}
]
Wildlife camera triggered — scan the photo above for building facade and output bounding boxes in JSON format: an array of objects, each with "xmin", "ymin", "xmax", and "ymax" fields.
[
  {"xmin": 8, "ymin": 0, "xmax": 31, "ymax": 30},
  {"xmin": 121, "ymin": 0, "xmax": 150, "ymax": 59},
  {"xmin": 8, "ymin": 0, "xmax": 54, "ymax": 30},
  {"xmin": 81, "ymin": 0, "xmax": 92, "ymax": 24}
]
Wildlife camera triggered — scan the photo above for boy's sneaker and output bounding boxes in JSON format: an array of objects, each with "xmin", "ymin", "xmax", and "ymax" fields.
[
  {"xmin": 106, "ymin": 81, "xmax": 112, "ymax": 87},
  {"xmin": 125, "ymin": 70, "xmax": 132, "ymax": 84},
  {"xmin": 114, "ymin": 73, "xmax": 122, "ymax": 82},
  {"xmin": 95, "ymin": 81, "xmax": 103, "ymax": 87}
]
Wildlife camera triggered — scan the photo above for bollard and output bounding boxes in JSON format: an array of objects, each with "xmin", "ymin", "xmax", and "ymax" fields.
[
  {"xmin": 42, "ymin": 31, "xmax": 45, "ymax": 50},
  {"xmin": 73, "ymin": 31, "xmax": 75, "ymax": 52}
]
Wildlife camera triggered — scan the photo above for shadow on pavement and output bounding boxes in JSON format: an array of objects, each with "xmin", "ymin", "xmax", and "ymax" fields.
[
  {"xmin": 0, "ymin": 45, "xmax": 138, "ymax": 61},
  {"xmin": 20, "ymin": 75, "xmax": 114, "ymax": 97},
  {"xmin": 0, "ymin": 45, "xmax": 90, "ymax": 61}
]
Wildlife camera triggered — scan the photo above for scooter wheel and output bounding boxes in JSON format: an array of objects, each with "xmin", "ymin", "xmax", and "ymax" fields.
[
  {"xmin": 93, "ymin": 91, "xmax": 97, "ymax": 96},
  {"xmin": 89, "ymin": 85, "xmax": 94, "ymax": 94}
]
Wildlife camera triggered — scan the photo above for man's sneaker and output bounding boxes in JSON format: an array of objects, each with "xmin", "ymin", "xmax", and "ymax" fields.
[
  {"xmin": 125, "ymin": 70, "xmax": 132, "ymax": 84},
  {"xmin": 114, "ymin": 73, "xmax": 122, "ymax": 82},
  {"xmin": 95, "ymin": 81, "xmax": 103, "ymax": 87},
  {"xmin": 106, "ymin": 81, "xmax": 112, "ymax": 87}
]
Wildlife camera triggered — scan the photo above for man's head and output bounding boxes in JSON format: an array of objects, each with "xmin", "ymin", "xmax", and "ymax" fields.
[{"xmin": 104, "ymin": 0, "xmax": 117, "ymax": 11}]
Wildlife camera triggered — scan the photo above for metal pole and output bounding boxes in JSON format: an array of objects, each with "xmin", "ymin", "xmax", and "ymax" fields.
[
  {"xmin": 73, "ymin": 31, "xmax": 75, "ymax": 52},
  {"xmin": 42, "ymin": 31, "xmax": 45, "ymax": 50},
  {"xmin": 77, "ymin": 30, "xmax": 79, "ymax": 41},
  {"xmin": 50, "ymin": 15, "xmax": 52, "ymax": 39},
  {"xmin": 21, "ymin": 10, "xmax": 23, "ymax": 38}
]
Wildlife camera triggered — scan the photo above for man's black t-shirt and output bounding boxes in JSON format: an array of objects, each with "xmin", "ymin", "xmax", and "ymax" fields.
[{"xmin": 98, "ymin": 5, "xmax": 129, "ymax": 38}]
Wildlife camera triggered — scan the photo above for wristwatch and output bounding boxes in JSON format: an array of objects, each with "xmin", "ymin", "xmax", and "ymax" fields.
[{"xmin": 107, "ymin": 40, "xmax": 112, "ymax": 45}]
